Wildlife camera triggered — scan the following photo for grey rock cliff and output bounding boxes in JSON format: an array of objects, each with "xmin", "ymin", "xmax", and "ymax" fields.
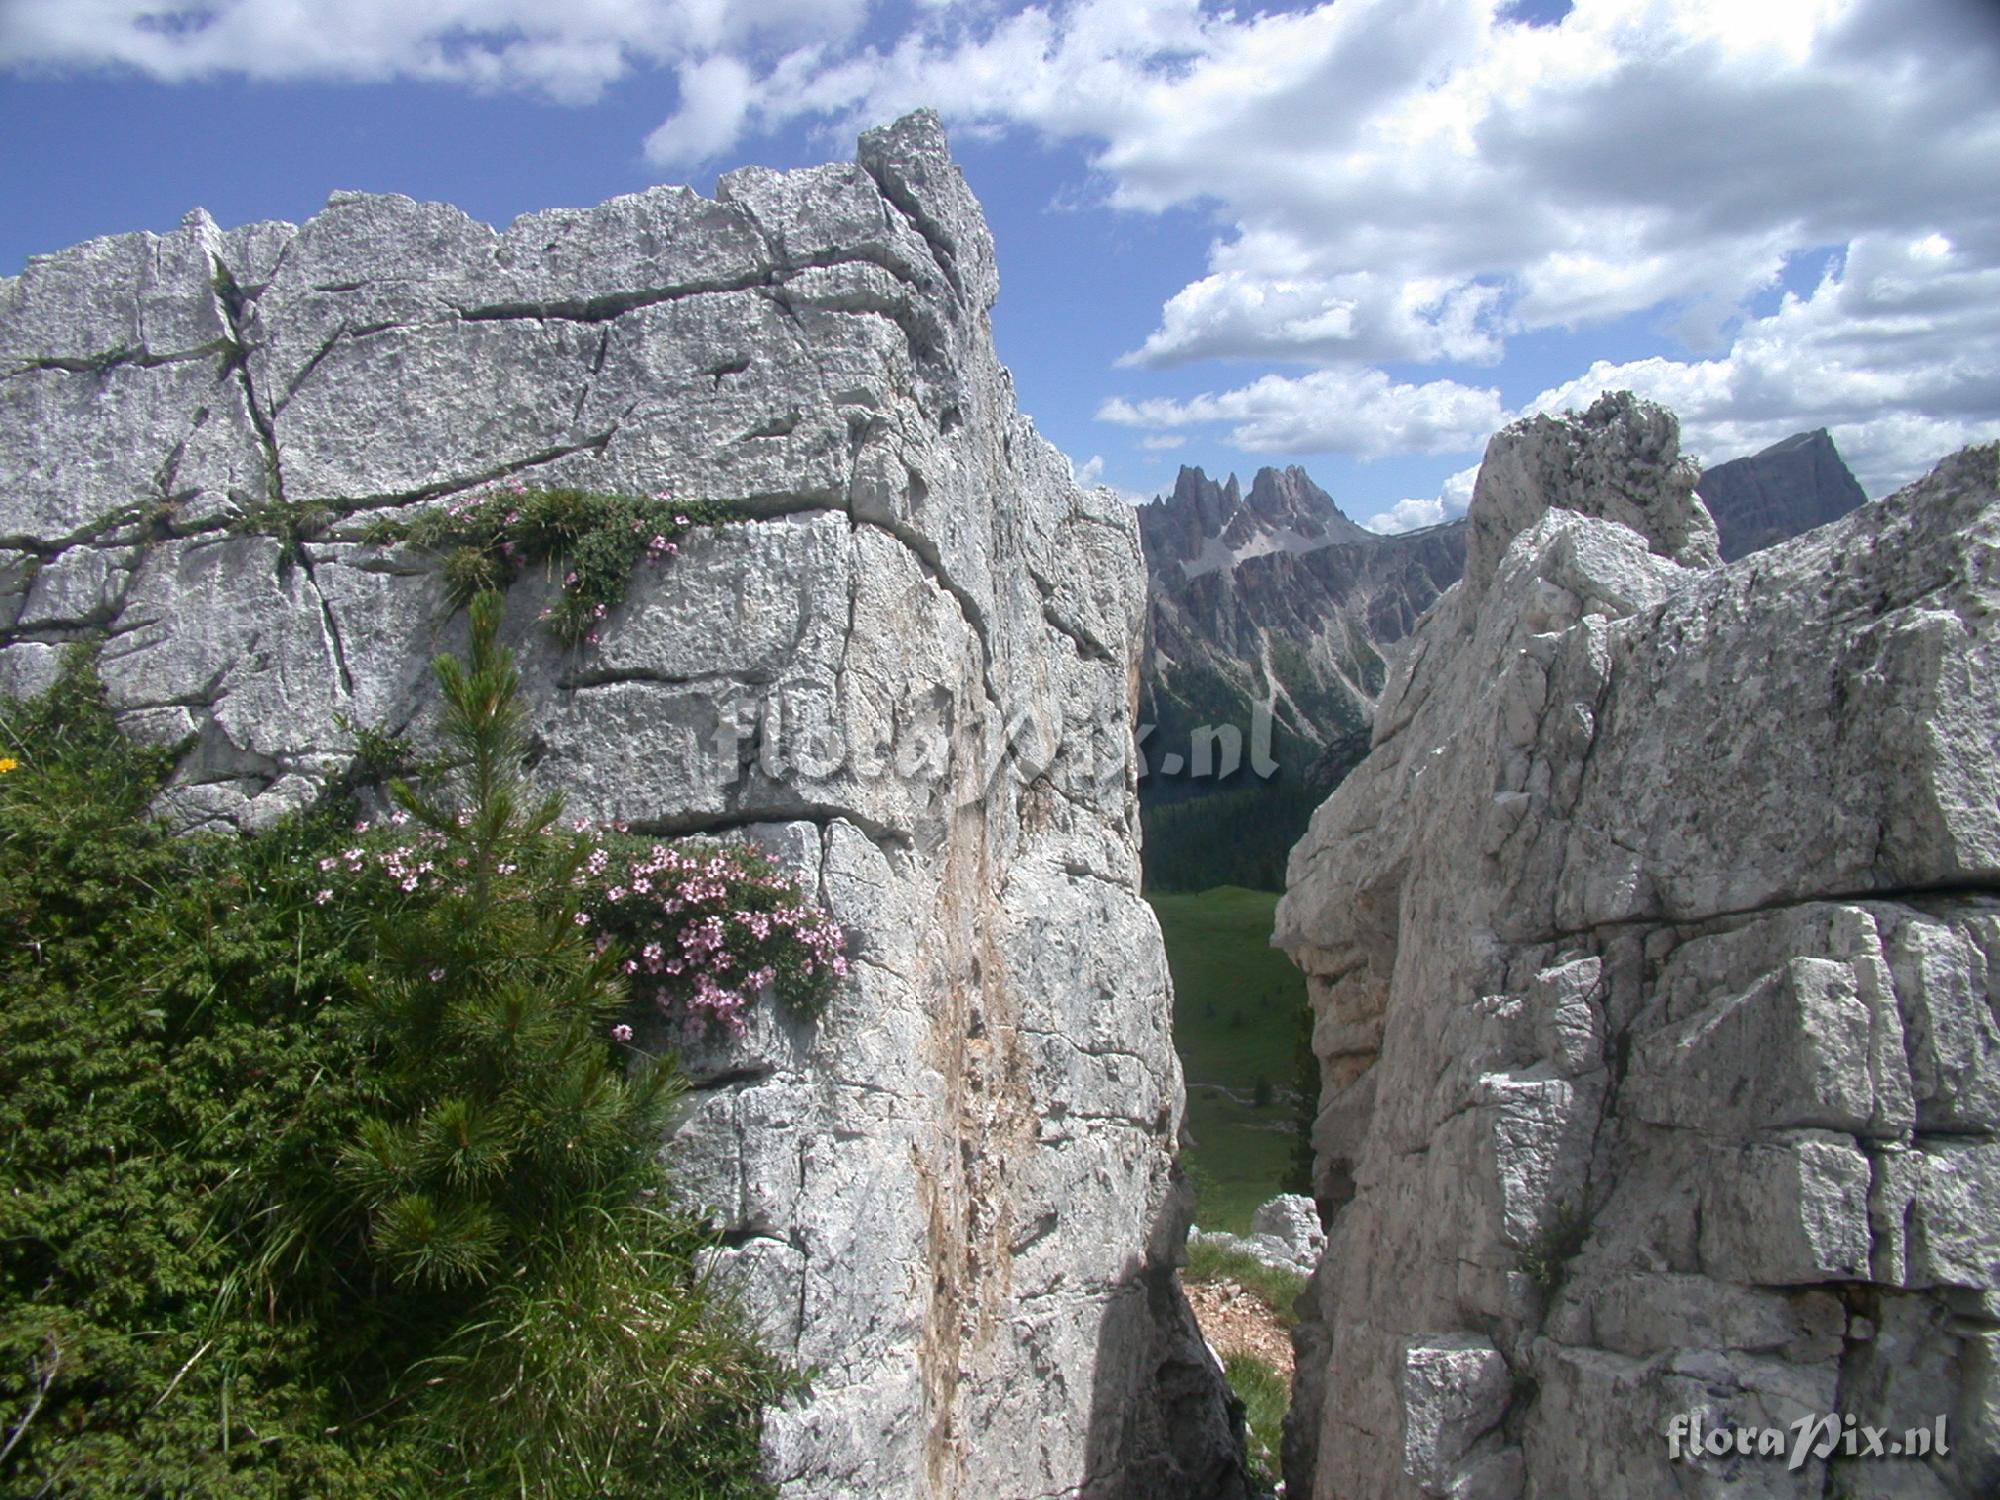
[
  {"xmin": 1697, "ymin": 426, "xmax": 1869, "ymax": 562},
  {"xmin": 1277, "ymin": 391, "xmax": 2000, "ymax": 1498},
  {"xmin": 0, "ymin": 112, "xmax": 1246, "ymax": 1499}
]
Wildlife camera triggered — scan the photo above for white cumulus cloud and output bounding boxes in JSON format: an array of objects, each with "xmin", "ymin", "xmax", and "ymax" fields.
[
  {"xmin": 1098, "ymin": 369, "xmax": 1508, "ymax": 458},
  {"xmin": 12, "ymin": 0, "xmax": 1997, "ymax": 474},
  {"xmin": 654, "ymin": 0, "xmax": 1999, "ymax": 469},
  {"xmin": 0, "ymin": 0, "xmax": 870, "ymax": 101},
  {"xmin": 1364, "ymin": 496, "xmax": 1447, "ymax": 534},
  {"xmin": 643, "ymin": 53, "xmax": 758, "ymax": 163},
  {"xmin": 1363, "ymin": 462, "xmax": 1480, "ymax": 534},
  {"xmin": 1528, "ymin": 230, "xmax": 2000, "ymax": 496}
]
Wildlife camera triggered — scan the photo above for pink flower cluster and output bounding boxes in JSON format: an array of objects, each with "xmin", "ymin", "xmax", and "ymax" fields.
[
  {"xmin": 586, "ymin": 841, "xmax": 847, "ymax": 1033},
  {"xmin": 438, "ymin": 474, "xmax": 528, "ymax": 524},
  {"xmin": 318, "ymin": 813, "xmax": 471, "ymax": 897},
  {"xmin": 309, "ymin": 812, "xmax": 846, "ymax": 1036}
]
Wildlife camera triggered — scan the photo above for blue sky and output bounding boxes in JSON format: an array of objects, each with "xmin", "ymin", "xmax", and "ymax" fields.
[{"xmin": 3, "ymin": 0, "xmax": 1997, "ymax": 530}]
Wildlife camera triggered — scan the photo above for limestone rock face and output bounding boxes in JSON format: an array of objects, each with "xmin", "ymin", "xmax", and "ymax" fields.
[
  {"xmin": 0, "ymin": 112, "xmax": 1246, "ymax": 1499},
  {"xmin": 1277, "ymin": 391, "xmax": 2000, "ymax": 1499},
  {"xmin": 1190, "ymin": 1193, "xmax": 1328, "ymax": 1276},
  {"xmin": 1697, "ymin": 427, "xmax": 1869, "ymax": 562}
]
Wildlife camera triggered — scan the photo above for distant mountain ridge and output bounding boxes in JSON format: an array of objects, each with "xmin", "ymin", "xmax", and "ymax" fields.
[
  {"xmin": 1135, "ymin": 429, "xmax": 1869, "ymax": 891},
  {"xmin": 1135, "ymin": 465, "xmax": 1465, "ymax": 889},
  {"xmin": 1695, "ymin": 427, "xmax": 1869, "ymax": 561},
  {"xmin": 1136, "ymin": 465, "xmax": 1378, "ymax": 579},
  {"xmin": 1138, "ymin": 464, "xmax": 1464, "ymax": 772}
]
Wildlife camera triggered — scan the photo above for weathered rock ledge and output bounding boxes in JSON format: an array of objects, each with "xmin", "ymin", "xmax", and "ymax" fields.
[
  {"xmin": 0, "ymin": 112, "xmax": 1247, "ymax": 1498},
  {"xmin": 1278, "ymin": 393, "xmax": 2000, "ymax": 1498}
]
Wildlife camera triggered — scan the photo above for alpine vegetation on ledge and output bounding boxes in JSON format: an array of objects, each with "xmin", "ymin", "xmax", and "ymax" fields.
[
  {"xmin": 0, "ymin": 625, "xmax": 793, "ymax": 1499},
  {"xmin": 0, "ymin": 112, "xmax": 1249, "ymax": 1497},
  {"xmin": 354, "ymin": 480, "xmax": 736, "ymax": 646},
  {"xmin": 1278, "ymin": 392, "xmax": 2000, "ymax": 1499}
]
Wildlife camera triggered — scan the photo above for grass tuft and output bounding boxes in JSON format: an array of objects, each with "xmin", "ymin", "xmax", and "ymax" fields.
[
  {"xmin": 362, "ymin": 483, "xmax": 739, "ymax": 646},
  {"xmin": 1223, "ymin": 1353, "xmax": 1287, "ymax": 1492},
  {"xmin": 1520, "ymin": 1200, "xmax": 1590, "ymax": 1299},
  {"xmin": 1183, "ymin": 1240, "xmax": 1307, "ymax": 1325}
]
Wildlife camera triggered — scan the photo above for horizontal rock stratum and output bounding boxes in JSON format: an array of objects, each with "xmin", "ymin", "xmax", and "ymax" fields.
[
  {"xmin": 1278, "ymin": 392, "xmax": 2000, "ymax": 1498},
  {"xmin": 0, "ymin": 111, "xmax": 1248, "ymax": 1498}
]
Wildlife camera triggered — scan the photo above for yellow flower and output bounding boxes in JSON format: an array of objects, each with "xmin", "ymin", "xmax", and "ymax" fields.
[{"xmin": 0, "ymin": 757, "xmax": 17, "ymax": 774}]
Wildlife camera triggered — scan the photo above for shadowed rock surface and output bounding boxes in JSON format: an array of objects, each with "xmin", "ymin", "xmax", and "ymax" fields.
[
  {"xmin": 1278, "ymin": 392, "xmax": 2000, "ymax": 1499},
  {"xmin": 1697, "ymin": 427, "xmax": 1870, "ymax": 562},
  {"xmin": 0, "ymin": 111, "xmax": 1248, "ymax": 1500}
]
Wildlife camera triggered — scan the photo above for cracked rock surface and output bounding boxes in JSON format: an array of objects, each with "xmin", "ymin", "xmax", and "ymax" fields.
[
  {"xmin": 1277, "ymin": 392, "xmax": 2000, "ymax": 1499},
  {"xmin": 0, "ymin": 110, "xmax": 1247, "ymax": 1500}
]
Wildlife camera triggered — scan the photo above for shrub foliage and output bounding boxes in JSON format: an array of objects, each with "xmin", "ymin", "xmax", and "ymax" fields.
[{"xmin": 0, "ymin": 596, "xmax": 823, "ymax": 1496}]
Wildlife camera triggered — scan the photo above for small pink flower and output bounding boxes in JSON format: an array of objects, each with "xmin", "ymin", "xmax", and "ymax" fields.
[
  {"xmin": 674, "ymin": 514, "xmax": 689, "ymax": 526},
  {"xmin": 429, "ymin": 968, "xmax": 445, "ymax": 983},
  {"xmin": 574, "ymin": 911, "xmax": 590, "ymax": 926},
  {"xmin": 314, "ymin": 888, "xmax": 333, "ymax": 905},
  {"xmin": 611, "ymin": 1023, "xmax": 634, "ymax": 1043}
]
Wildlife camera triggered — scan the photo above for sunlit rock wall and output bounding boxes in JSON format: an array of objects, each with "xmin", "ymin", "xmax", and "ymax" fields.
[
  {"xmin": 0, "ymin": 110, "xmax": 1247, "ymax": 1500},
  {"xmin": 1279, "ymin": 394, "xmax": 2000, "ymax": 1499}
]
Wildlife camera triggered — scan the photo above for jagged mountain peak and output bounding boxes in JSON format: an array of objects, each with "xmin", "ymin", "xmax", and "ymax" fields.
[
  {"xmin": 1242, "ymin": 464, "xmax": 1372, "ymax": 546},
  {"xmin": 1140, "ymin": 462, "xmax": 1375, "ymax": 579}
]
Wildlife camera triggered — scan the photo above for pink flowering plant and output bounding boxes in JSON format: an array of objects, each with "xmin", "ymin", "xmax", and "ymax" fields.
[
  {"xmin": 298, "ymin": 589, "xmax": 799, "ymax": 1488},
  {"xmin": 324, "ymin": 816, "xmax": 847, "ymax": 1037},
  {"xmin": 582, "ymin": 837, "xmax": 848, "ymax": 1033},
  {"xmin": 319, "ymin": 595, "xmax": 848, "ymax": 1043},
  {"xmin": 361, "ymin": 480, "xmax": 730, "ymax": 646}
]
